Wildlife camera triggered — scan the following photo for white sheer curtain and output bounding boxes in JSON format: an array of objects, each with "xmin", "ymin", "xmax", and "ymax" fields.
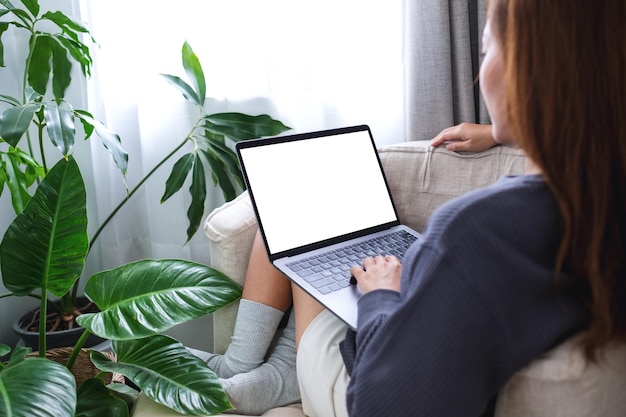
[{"xmin": 79, "ymin": 0, "xmax": 407, "ymax": 274}]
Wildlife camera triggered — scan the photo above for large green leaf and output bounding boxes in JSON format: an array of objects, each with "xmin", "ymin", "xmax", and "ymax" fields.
[
  {"xmin": 203, "ymin": 113, "xmax": 291, "ymax": 141},
  {"xmin": 5, "ymin": 346, "xmax": 29, "ymax": 367},
  {"xmin": 0, "ymin": 22, "xmax": 10, "ymax": 68},
  {"xmin": 162, "ymin": 149, "xmax": 236, "ymax": 241},
  {"xmin": 0, "ymin": 157, "xmax": 88, "ymax": 297},
  {"xmin": 0, "ymin": 356, "xmax": 76, "ymax": 417},
  {"xmin": 185, "ymin": 153, "xmax": 206, "ymax": 242},
  {"xmin": 1, "ymin": 6, "xmax": 32, "ymax": 29},
  {"xmin": 43, "ymin": 10, "xmax": 92, "ymax": 39},
  {"xmin": 77, "ymin": 259, "xmax": 241, "ymax": 340},
  {"xmin": 200, "ymin": 134, "xmax": 242, "ymax": 184},
  {"xmin": 50, "ymin": 37, "xmax": 72, "ymax": 101},
  {"xmin": 200, "ymin": 147, "xmax": 237, "ymax": 202},
  {"xmin": 20, "ymin": 0, "xmax": 39, "ymax": 17},
  {"xmin": 0, "ymin": 164, "xmax": 5, "ymax": 198},
  {"xmin": 26, "ymin": 33, "xmax": 75, "ymax": 101},
  {"xmin": 103, "ymin": 384, "xmax": 139, "ymax": 413},
  {"xmin": 91, "ymin": 336, "xmax": 233, "ymax": 416},
  {"xmin": 76, "ymin": 378, "xmax": 129, "ymax": 417},
  {"xmin": 74, "ymin": 109, "xmax": 94, "ymax": 138},
  {"xmin": 1, "ymin": 151, "xmax": 32, "ymax": 213},
  {"xmin": 28, "ymin": 34, "xmax": 53, "ymax": 96},
  {"xmin": 0, "ymin": 103, "xmax": 41, "ymax": 147},
  {"xmin": 44, "ymin": 102, "xmax": 75, "ymax": 157},
  {"xmin": 0, "ymin": 94, "xmax": 21, "ymax": 106},
  {"xmin": 1, "ymin": 146, "xmax": 45, "ymax": 210},
  {"xmin": 182, "ymin": 41, "xmax": 205, "ymax": 107},
  {"xmin": 196, "ymin": 134, "xmax": 245, "ymax": 195},
  {"xmin": 161, "ymin": 153, "xmax": 193, "ymax": 203},
  {"xmin": 54, "ymin": 35, "xmax": 93, "ymax": 78},
  {"xmin": 161, "ymin": 74, "xmax": 201, "ymax": 106},
  {"xmin": 11, "ymin": 145, "xmax": 44, "ymax": 177},
  {"xmin": 74, "ymin": 110, "xmax": 128, "ymax": 182}
]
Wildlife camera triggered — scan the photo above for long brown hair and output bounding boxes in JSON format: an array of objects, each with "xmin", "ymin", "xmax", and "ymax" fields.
[{"xmin": 489, "ymin": 0, "xmax": 626, "ymax": 360}]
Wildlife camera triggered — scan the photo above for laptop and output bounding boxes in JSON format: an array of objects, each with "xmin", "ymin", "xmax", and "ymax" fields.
[{"xmin": 236, "ymin": 125, "xmax": 422, "ymax": 329}]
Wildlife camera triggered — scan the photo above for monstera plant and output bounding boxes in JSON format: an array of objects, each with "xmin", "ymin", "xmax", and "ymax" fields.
[{"xmin": 0, "ymin": 0, "xmax": 290, "ymax": 415}]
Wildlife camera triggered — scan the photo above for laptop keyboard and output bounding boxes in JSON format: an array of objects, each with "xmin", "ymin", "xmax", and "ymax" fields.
[{"xmin": 285, "ymin": 230, "xmax": 418, "ymax": 295}]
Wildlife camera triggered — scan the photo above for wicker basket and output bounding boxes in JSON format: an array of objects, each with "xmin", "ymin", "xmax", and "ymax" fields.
[{"xmin": 28, "ymin": 347, "xmax": 123, "ymax": 387}]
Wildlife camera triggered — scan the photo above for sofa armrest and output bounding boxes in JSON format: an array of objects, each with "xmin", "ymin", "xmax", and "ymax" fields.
[{"xmin": 203, "ymin": 191, "xmax": 258, "ymax": 354}]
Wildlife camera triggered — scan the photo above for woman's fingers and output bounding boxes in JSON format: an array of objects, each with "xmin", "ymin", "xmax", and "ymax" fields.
[{"xmin": 351, "ymin": 255, "xmax": 402, "ymax": 294}]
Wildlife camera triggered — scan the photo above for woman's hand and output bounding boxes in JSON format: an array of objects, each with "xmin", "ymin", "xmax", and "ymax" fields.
[
  {"xmin": 430, "ymin": 123, "xmax": 497, "ymax": 152},
  {"xmin": 350, "ymin": 255, "xmax": 402, "ymax": 294}
]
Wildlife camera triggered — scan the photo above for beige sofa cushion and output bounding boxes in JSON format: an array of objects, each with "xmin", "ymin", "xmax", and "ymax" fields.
[{"xmin": 495, "ymin": 336, "xmax": 626, "ymax": 417}]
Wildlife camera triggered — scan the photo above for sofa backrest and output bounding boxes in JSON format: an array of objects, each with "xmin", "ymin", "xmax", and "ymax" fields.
[{"xmin": 378, "ymin": 142, "xmax": 527, "ymax": 232}]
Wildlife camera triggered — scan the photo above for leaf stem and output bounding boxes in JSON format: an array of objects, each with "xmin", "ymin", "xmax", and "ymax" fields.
[
  {"xmin": 87, "ymin": 136, "xmax": 191, "ymax": 252},
  {"xmin": 38, "ymin": 294, "xmax": 47, "ymax": 357},
  {"xmin": 37, "ymin": 120, "xmax": 47, "ymax": 172},
  {"xmin": 23, "ymin": 33, "xmax": 42, "ymax": 172},
  {"xmin": 66, "ymin": 329, "xmax": 92, "ymax": 370}
]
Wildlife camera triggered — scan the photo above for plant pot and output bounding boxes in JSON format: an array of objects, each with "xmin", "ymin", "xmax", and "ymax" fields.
[
  {"xmin": 12, "ymin": 297, "xmax": 107, "ymax": 350},
  {"xmin": 26, "ymin": 347, "xmax": 122, "ymax": 388}
]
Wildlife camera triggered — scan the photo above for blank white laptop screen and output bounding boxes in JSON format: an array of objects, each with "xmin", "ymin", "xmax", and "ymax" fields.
[{"xmin": 238, "ymin": 129, "xmax": 397, "ymax": 255}]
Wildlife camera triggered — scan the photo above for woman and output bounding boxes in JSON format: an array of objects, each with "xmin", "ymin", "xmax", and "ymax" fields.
[
  {"xmin": 335, "ymin": 0, "xmax": 626, "ymax": 415},
  {"xmin": 202, "ymin": 0, "xmax": 626, "ymax": 415}
]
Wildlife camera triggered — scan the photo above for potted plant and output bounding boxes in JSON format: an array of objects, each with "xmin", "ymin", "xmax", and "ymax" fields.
[
  {"xmin": 0, "ymin": 0, "xmax": 290, "ymax": 415},
  {"xmin": 0, "ymin": 157, "xmax": 241, "ymax": 417},
  {"xmin": 0, "ymin": 154, "xmax": 244, "ymax": 416}
]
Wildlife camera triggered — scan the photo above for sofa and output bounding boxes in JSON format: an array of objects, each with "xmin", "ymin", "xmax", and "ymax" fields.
[{"xmin": 132, "ymin": 141, "xmax": 626, "ymax": 417}]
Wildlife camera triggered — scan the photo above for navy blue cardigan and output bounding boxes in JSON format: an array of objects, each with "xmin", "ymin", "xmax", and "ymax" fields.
[{"xmin": 340, "ymin": 175, "xmax": 588, "ymax": 417}]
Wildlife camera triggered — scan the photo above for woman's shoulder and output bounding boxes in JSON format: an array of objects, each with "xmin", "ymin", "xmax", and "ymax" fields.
[
  {"xmin": 424, "ymin": 174, "xmax": 559, "ymax": 248},
  {"xmin": 437, "ymin": 174, "xmax": 551, "ymax": 218},
  {"xmin": 449, "ymin": 174, "xmax": 549, "ymax": 211}
]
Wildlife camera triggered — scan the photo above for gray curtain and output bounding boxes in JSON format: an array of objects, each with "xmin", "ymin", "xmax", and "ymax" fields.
[{"xmin": 405, "ymin": 0, "xmax": 489, "ymax": 141}]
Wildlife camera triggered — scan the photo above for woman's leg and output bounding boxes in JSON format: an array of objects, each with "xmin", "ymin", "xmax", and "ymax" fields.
[
  {"xmin": 241, "ymin": 231, "xmax": 293, "ymax": 311},
  {"xmin": 292, "ymin": 285, "xmax": 350, "ymax": 417},
  {"xmin": 203, "ymin": 231, "xmax": 293, "ymax": 378},
  {"xmin": 291, "ymin": 283, "xmax": 325, "ymax": 349},
  {"xmin": 213, "ymin": 232, "xmax": 301, "ymax": 413},
  {"xmin": 220, "ymin": 311, "xmax": 300, "ymax": 414},
  {"xmin": 209, "ymin": 232, "xmax": 347, "ymax": 415}
]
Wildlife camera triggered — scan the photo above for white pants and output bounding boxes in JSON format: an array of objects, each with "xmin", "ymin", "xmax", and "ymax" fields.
[{"xmin": 297, "ymin": 310, "xmax": 350, "ymax": 417}]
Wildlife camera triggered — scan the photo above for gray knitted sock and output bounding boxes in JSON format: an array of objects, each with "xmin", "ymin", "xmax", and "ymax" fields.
[
  {"xmin": 205, "ymin": 299, "xmax": 285, "ymax": 379},
  {"xmin": 220, "ymin": 312, "xmax": 300, "ymax": 415}
]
